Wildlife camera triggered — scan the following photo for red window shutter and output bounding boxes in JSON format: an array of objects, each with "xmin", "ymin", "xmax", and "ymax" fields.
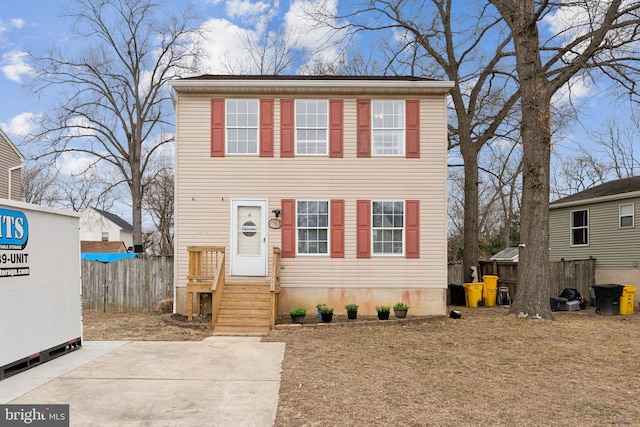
[
  {"xmin": 260, "ymin": 99, "xmax": 274, "ymax": 157},
  {"xmin": 281, "ymin": 199, "xmax": 296, "ymax": 258},
  {"xmin": 211, "ymin": 99, "xmax": 225, "ymax": 157},
  {"xmin": 405, "ymin": 200, "xmax": 420, "ymax": 258},
  {"xmin": 330, "ymin": 199, "xmax": 345, "ymax": 258},
  {"xmin": 356, "ymin": 99, "xmax": 371, "ymax": 158},
  {"xmin": 406, "ymin": 100, "xmax": 420, "ymax": 158},
  {"xmin": 280, "ymin": 99, "xmax": 294, "ymax": 157},
  {"xmin": 329, "ymin": 100, "xmax": 343, "ymax": 158},
  {"xmin": 356, "ymin": 200, "xmax": 371, "ymax": 258}
]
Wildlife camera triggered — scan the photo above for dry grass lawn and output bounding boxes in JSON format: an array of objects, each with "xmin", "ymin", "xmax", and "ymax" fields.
[{"xmin": 83, "ymin": 306, "xmax": 640, "ymax": 426}]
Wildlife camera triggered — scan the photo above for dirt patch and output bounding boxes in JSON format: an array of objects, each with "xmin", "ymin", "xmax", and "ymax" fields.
[{"xmin": 83, "ymin": 307, "xmax": 640, "ymax": 426}]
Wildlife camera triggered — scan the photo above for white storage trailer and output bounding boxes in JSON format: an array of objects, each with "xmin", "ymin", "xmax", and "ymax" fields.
[{"xmin": 0, "ymin": 199, "xmax": 82, "ymax": 380}]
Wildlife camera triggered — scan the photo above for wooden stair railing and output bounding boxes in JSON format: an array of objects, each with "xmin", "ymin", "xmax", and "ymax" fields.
[
  {"xmin": 186, "ymin": 246, "xmax": 225, "ymax": 330},
  {"xmin": 270, "ymin": 247, "xmax": 281, "ymax": 329}
]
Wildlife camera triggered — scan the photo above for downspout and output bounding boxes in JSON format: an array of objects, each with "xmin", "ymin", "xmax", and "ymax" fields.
[{"xmin": 8, "ymin": 164, "xmax": 23, "ymax": 200}]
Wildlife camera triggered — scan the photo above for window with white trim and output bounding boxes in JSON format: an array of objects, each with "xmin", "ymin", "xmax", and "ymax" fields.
[
  {"xmin": 571, "ymin": 209, "xmax": 588, "ymax": 246},
  {"xmin": 620, "ymin": 203, "xmax": 634, "ymax": 228},
  {"xmin": 372, "ymin": 100, "xmax": 404, "ymax": 156},
  {"xmin": 101, "ymin": 232, "xmax": 109, "ymax": 242},
  {"xmin": 297, "ymin": 200, "xmax": 329, "ymax": 254},
  {"xmin": 372, "ymin": 201, "xmax": 404, "ymax": 254},
  {"xmin": 226, "ymin": 99, "xmax": 259, "ymax": 154},
  {"xmin": 295, "ymin": 100, "xmax": 328, "ymax": 155}
]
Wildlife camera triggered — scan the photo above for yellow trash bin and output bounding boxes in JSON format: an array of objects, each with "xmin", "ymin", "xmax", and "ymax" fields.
[
  {"xmin": 620, "ymin": 285, "xmax": 636, "ymax": 315},
  {"xmin": 483, "ymin": 275, "xmax": 499, "ymax": 307},
  {"xmin": 463, "ymin": 283, "xmax": 483, "ymax": 308}
]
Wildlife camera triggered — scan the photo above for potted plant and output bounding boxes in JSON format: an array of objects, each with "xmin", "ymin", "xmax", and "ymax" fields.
[
  {"xmin": 376, "ymin": 305, "xmax": 391, "ymax": 320},
  {"xmin": 344, "ymin": 303, "xmax": 359, "ymax": 320},
  {"xmin": 289, "ymin": 307, "xmax": 307, "ymax": 324},
  {"xmin": 393, "ymin": 302, "xmax": 409, "ymax": 318},
  {"xmin": 316, "ymin": 303, "xmax": 326, "ymax": 318},
  {"xmin": 320, "ymin": 306, "xmax": 334, "ymax": 323}
]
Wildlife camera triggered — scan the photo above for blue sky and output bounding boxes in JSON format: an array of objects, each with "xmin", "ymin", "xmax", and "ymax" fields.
[
  {"xmin": 0, "ymin": 0, "xmax": 635, "ymax": 188},
  {"xmin": 0, "ymin": 0, "xmax": 344, "ymax": 150}
]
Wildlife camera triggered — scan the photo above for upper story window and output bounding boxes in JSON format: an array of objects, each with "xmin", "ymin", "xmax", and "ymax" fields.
[
  {"xmin": 571, "ymin": 209, "xmax": 588, "ymax": 246},
  {"xmin": 295, "ymin": 100, "xmax": 328, "ymax": 155},
  {"xmin": 101, "ymin": 232, "xmax": 109, "ymax": 241},
  {"xmin": 227, "ymin": 99, "xmax": 259, "ymax": 155},
  {"xmin": 620, "ymin": 203, "xmax": 634, "ymax": 228},
  {"xmin": 296, "ymin": 200, "xmax": 329, "ymax": 254},
  {"xmin": 372, "ymin": 101, "xmax": 404, "ymax": 156},
  {"xmin": 372, "ymin": 201, "xmax": 404, "ymax": 255}
]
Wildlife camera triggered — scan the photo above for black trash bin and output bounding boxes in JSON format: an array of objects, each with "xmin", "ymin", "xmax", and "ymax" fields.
[
  {"xmin": 448, "ymin": 283, "xmax": 466, "ymax": 306},
  {"xmin": 591, "ymin": 284, "xmax": 625, "ymax": 315}
]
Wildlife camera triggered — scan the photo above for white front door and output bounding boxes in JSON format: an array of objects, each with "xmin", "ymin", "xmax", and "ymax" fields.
[{"xmin": 231, "ymin": 199, "xmax": 268, "ymax": 276}]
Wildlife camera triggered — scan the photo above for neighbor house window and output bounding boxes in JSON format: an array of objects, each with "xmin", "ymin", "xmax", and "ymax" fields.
[
  {"xmin": 620, "ymin": 203, "xmax": 634, "ymax": 228},
  {"xmin": 372, "ymin": 201, "xmax": 404, "ymax": 254},
  {"xmin": 101, "ymin": 232, "xmax": 109, "ymax": 241},
  {"xmin": 226, "ymin": 99, "xmax": 259, "ymax": 154},
  {"xmin": 372, "ymin": 100, "xmax": 404, "ymax": 156},
  {"xmin": 297, "ymin": 200, "xmax": 329, "ymax": 254},
  {"xmin": 571, "ymin": 209, "xmax": 588, "ymax": 246},
  {"xmin": 295, "ymin": 100, "xmax": 328, "ymax": 155}
]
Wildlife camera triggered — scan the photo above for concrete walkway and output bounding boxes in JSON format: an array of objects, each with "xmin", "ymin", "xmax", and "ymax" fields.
[{"xmin": 1, "ymin": 338, "xmax": 285, "ymax": 426}]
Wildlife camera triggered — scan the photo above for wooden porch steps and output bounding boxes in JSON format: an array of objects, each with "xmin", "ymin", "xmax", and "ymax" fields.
[{"xmin": 214, "ymin": 282, "xmax": 272, "ymax": 335}]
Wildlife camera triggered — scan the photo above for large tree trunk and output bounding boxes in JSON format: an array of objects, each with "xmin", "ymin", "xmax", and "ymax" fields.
[
  {"xmin": 507, "ymin": 1, "xmax": 553, "ymax": 319},
  {"xmin": 461, "ymin": 146, "xmax": 480, "ymax": 283}
]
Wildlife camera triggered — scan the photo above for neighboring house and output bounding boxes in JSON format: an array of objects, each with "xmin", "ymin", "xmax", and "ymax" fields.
[
  {"xmin": 549, "ymin": 176, "xmax": 640, "ymax": 285},
  {"xmin": 0, "ymin": 129, "xmax": 24, "ymax": 201},
  {"xmin": 169, "ymin": 75, "xmax": 453, "ymax": 320},
  {"xmin": 79, "ymin": 207, "xmax": 134, "ymax": 250}
]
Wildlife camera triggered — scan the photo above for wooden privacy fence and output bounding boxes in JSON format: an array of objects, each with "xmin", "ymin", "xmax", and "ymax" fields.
[
  {"xmin": 448, "ymin": 258, "xmax": 596, "ymax": 301},
  {"xmin": 82, "ymin": 256, "xmax": 174, "ymax": 312}
]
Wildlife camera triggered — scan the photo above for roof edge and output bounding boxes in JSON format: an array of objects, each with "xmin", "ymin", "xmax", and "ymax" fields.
[{"xmin": 550, "ymin": 190, "xmax": 640, "ymax": 209}]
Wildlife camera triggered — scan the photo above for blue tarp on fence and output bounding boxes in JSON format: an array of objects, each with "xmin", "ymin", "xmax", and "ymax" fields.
[{"xmin": 81, "ymin": 253, "xmax": 138, "ymax": 263}]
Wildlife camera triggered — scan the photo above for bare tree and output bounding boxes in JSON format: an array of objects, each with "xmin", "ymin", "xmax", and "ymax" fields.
[
  {"xmin": 490, "ymin": 0, "xmax": 640, "ymax": 317},
  {"xmin": 20, "ymin": 160, "xmax": 60, "ymax": 206},
  {"xmin": 143, "ymin": 167, "xmax": 174, "ymax": 256},
  {"xmin": 27, "ymin": 0, "xmax": 198, "ymax": 252}
]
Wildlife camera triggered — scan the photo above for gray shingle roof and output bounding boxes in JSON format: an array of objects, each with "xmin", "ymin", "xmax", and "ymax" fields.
[
  {"xmin": 551, "ymin": 176, "xmax": 640, "ymax": 205},
  {"xmin": 95, "ymin": 208, "xmax": 133, "ymax": 231}
]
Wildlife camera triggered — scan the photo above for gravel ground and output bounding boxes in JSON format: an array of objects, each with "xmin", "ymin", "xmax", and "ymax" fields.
[{"xmin": 84, "ymin": 306, "xmax": 640, "ymax": 426}]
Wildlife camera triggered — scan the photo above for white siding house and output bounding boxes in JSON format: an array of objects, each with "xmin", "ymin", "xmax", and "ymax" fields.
[
  {"xmin": 79, "ymin": 207, "xmax": 134, "ymax": 250},
  {"xmin": 169, "ymin": 76, "xmax": 453, "ymax": 317}
]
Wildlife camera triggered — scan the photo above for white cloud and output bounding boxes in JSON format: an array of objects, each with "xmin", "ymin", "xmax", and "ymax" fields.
[
  {"xmin": 194, "ymin": 18, "xmax": 258, "ymax": 74},
  {"xmin": 0, "ymin": 112, "xmax": 40, "ymax": 138},
  {"xmin": 10, "ymin": 19, "xmax": 25, "ymax": 29},
  {"xmin": 1, "ymin": 50, "xmax": 35, "ymax": 82},
  {"xmin": 284, "ymin": 0, "xmax": 345, "ymax": 70},
  {"xmin": 225, "ymin": 0, "xmax": 270, "ymax": 20},
  {"xmin": 552, "ymin": 74, "xmax": 593, "ymax": 106},
  {"xmin": 56, "ymin": 152, "xmax": 95, "ymax": 176}
]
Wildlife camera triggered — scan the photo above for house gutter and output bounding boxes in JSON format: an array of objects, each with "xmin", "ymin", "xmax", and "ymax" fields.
[
  {"xmin": 7, "ymin": 164, "xmax": 23, "ymax": 201},
  {"xmin": 167, "ymin": 78, "xmax": 455, "ymax": 96},
  {"xmin": 550, "ymin": 190, "xmax": 640, "ymax": 209}
]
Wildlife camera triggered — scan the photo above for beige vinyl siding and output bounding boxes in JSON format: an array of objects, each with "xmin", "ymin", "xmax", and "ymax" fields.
[
  {"xmin": 550, "ymin": 197, "xmax": 640, "ymax": 269},
  {"xmin": 0, "ymin": 136, "xmax": 22, "ymax": 200},
  {"xmin": 174, "ymin": 92, "xmax": 448, "ymax": 312}
]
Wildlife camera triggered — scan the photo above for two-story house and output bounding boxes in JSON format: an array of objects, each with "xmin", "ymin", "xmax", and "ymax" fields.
[
  {"xmin": 0, "ymin": 129, "xmax": 24, "ymax": 201},
  {"xmin": 550, "ymin": 176, "xmax": 640, "ymax": 285},
  {"xmin": 169, "ymin": 75, "xmax": 453, "ymax": 332}
]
